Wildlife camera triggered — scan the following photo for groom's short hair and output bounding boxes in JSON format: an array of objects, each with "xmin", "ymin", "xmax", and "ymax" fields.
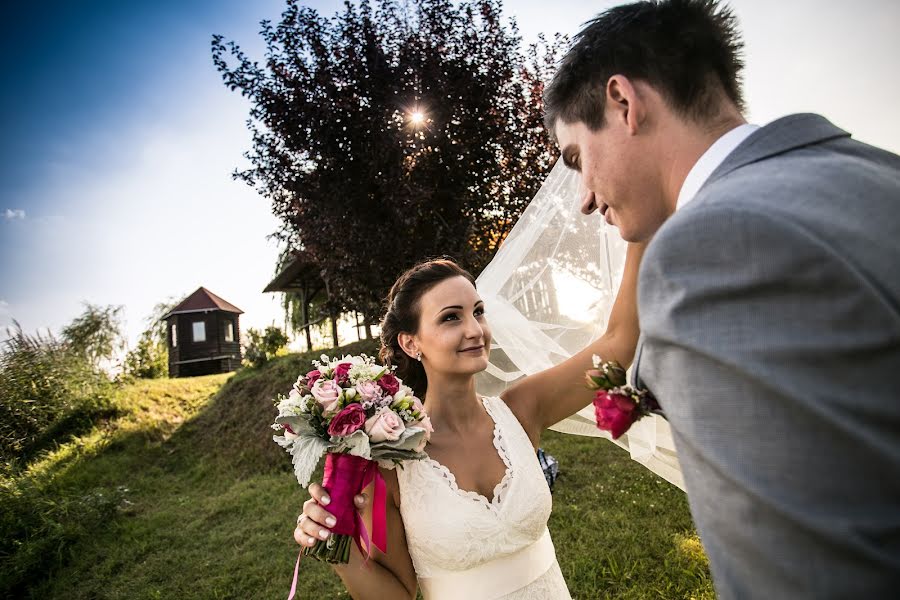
[{"xmin": 544, "ymin": 0, "xmax": 745, "ymax": 134}]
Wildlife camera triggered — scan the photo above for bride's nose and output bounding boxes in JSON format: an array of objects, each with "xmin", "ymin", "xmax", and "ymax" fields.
[{"xmin": 463, "ymin": 314, "xmax": 484, "ymax": 340}]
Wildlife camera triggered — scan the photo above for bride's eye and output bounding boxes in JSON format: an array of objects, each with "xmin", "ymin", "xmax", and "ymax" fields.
[
  {"xmin": 442, "ymin": 313, "xmax": 459, "ymax": 322},
  {"xmin": 474, "ymin": 307, "xmax": 485, "ymax": 318}
]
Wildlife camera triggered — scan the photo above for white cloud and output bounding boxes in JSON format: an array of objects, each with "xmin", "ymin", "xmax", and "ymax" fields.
[{"xmin": 4, "ymin": 209, "xmax": 26, "ymax": 220}]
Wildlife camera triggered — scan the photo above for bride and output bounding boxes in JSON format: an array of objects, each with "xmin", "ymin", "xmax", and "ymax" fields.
[{"xmin": 293, "ymin": 160, "xmax": 673, "ymax": 599}]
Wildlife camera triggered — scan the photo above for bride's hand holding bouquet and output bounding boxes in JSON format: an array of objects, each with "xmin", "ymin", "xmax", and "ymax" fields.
[{"xmin": 272, "ymin": 354, "xmax": 432, "ymax": 565}]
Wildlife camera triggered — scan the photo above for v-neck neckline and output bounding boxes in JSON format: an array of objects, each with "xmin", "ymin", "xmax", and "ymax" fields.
[{"xmin": 424, "ymin": 396, "xmax": 513, "ymax": 508}]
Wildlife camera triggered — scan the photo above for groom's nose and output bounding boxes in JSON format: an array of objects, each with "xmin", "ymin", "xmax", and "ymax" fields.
[{"xmin": 581, "ymin": 189, "xmax": 599, "ymax": 215}]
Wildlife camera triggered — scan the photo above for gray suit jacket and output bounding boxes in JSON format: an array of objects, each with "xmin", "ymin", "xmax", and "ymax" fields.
[{"xmin": 635, "ymin": 114, "xmax": 900, "ymax": 599}]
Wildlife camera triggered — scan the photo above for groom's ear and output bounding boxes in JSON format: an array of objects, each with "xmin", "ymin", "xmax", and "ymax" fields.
[
  {"xmin": 397, "ymin": 332, "xmax": 418, "ymax": 360},
  {"xmin": 605, "ymin": 75, "xmax": 644, "ymax": 136}
]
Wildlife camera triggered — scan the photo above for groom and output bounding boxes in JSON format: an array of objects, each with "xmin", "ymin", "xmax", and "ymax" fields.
[{"xmin": 544, "ymin": 1, "xmax": 900, "ymax": 598}]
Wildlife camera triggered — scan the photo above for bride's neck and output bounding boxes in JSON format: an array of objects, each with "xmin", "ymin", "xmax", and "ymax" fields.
[{"xmin": 422, "ymin": 374, "xmax": 482, "ymax": 434}]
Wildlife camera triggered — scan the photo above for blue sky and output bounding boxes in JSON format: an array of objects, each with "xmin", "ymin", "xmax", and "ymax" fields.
[{"xmin": 2, "ymin": 0, "xmax": 899, "ymax": 354}]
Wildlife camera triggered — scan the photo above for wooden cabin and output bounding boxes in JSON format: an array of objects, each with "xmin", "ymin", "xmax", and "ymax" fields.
[{"xmin": 163, "ymin": 287, "xmax": 243, "ymax": 377}]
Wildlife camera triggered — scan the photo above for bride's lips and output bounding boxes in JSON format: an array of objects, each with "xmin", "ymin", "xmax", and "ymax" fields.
[{"xmin": 459, "ymin": 345, "xmax": 485, "ymax": 354}]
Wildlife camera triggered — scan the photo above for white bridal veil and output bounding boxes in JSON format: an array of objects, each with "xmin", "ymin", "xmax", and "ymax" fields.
[{"xmin": 475, "ymin": 158, "xmax": 684, "ymax": 490}]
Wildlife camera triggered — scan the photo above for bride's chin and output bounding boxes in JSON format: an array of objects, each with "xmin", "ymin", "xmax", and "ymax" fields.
[{"xmin": 462, "ymin": 358, "xmax": 490, "ymax": 375}]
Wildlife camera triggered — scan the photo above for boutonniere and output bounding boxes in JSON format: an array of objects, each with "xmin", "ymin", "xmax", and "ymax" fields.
[{"xmin": 585, "ymin": 355, "xmax": 665, "ymax": 439}]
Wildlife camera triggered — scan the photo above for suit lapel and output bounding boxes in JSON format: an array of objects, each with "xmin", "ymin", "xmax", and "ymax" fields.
[{"xmin": 630, "ymin": 334, "xmax": 646, "ymax": 389}]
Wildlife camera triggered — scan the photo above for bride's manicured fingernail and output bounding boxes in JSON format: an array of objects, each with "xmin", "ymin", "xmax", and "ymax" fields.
[
  {"xmin": 321, "ymin": 495, "xmax": 331, "ymax": 505},
  {"xmin": 325, "ymin": 516, "xmax": 336, "ymax": 527},
  {"xmin": 319, "ymin": 529, "xmax": 329, "ymax": 540},
  {"xmin": 307, "ymin": 536, "xmax": 315, "ymax": 546}
]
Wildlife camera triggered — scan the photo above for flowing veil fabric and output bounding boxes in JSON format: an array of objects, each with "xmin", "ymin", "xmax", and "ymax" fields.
[{"xmin": 475, "ymin": 158, "xmax": 684, "ymax": 490}]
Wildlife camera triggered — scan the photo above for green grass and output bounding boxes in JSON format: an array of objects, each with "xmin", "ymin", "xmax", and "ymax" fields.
[{"xmin": 5, "ymin": 340, "xmax": 713, "ymax": 599}]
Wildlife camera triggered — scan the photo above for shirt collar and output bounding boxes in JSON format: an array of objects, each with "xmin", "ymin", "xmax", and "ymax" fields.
[{"xmin": 676, "ymin": 123, "xmax": 759, "ymax": 210}]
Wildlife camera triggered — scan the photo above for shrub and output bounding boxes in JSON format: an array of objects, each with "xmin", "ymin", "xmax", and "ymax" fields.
[
  {"xmin": 242, "ymin": 326, "xmax": 289, "ymax": 368},
  {"xmin": 123, "ymin": 329, "xmax": 167, "ymax": 379},
  {"xmin": 0, "ymin": 323, "xmax": 117, "ymax": 473}
]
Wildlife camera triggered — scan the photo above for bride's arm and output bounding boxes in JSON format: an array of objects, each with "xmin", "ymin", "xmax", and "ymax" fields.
[
  {"xmin": 501, "ymin": 241, "xmax": 645, "ymax": 440},
  {"xmin": 296, "ymin": 469, "xmax": 417, "ymax": 599}
]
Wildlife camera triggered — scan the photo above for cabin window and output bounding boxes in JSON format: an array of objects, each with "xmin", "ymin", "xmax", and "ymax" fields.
[
  {"xmin": 192, "ymin": 321, "xmax": 206, "ymax": 342},
  {"xmin": 171, "ymin": 324, "xmax": 177, "ymax": 347},
  {"xmin": 224, "ymin": 321, "xmax": 234, "ymax": 342}
]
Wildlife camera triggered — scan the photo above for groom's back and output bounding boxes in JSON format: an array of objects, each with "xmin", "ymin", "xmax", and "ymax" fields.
[{"xmin": 639, "ymin": 114, "xmax": 900, "ymax": 598}]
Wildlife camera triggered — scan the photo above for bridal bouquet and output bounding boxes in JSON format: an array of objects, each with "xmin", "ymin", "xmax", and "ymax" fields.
[
  {"xmin": 585, "ymin": 355, "xmax": 664, "ymax": 439},
  {"xmin": 273, "ymin": 354, "xmax": 432, "ymax": 564}
]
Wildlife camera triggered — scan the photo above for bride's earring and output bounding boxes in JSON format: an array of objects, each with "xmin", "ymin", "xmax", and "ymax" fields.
[{"xmin": 416, "ymin": 352, "xmax": 422, "ymax": 362}]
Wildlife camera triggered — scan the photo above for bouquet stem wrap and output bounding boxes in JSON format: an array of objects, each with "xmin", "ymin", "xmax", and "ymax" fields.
[{"xmin": 303, "ymin": 453, "xmax": 387, "ymax": 563}]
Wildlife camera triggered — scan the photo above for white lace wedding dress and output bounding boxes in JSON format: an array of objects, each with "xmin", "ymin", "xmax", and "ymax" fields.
[{"xmin": 396, "ymin": 396, "xmax": 571, "ymax": 599}]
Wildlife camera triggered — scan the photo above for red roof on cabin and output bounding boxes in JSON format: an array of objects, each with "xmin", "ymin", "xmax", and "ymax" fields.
[{"xmin": 164, "ymin": 287, "xmax": 243, "ymax": 318}]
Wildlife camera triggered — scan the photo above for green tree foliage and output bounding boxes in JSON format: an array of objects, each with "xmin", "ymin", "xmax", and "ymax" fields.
[
  {"xmin": 123, "ymin": 330, "xmax": 168, "ymax": 379},
  {"xmin": 60, "ymin": 303, "xmax": 125, "ymax": 371},
  {"xmin": 212, "ymin": 0, "xmax": 565, "ymax": 322},
  {"xmin": 123, "ymin": 299, "xmax": 180, "ymax": 379},
  {"xmin": 243, "ymin": 326, "xmax": 290, "ymax": 368}
]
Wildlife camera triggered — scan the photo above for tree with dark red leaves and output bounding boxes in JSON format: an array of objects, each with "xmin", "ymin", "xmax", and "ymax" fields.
[{"xmin": 212, "ymin": 0, "xmax": 563, "ymax": 324}]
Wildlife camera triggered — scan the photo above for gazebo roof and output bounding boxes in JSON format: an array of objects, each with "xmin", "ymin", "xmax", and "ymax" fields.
[
  {"xmin": 163, "ymin": 287, "xmax": 244, "ymax": 319},
  {"xmin": 263, "ymin": 254, "xmax": 324, "ymax": 294}
]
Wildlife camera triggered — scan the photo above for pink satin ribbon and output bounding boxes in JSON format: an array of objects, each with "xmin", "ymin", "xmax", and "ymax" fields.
[{"xmin": 287, "ymin": 453, "xmax": 387, "ymax": 599}]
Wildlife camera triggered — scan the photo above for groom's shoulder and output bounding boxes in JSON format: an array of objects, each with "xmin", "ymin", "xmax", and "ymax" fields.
[
  {"xmin": 706, "ymin": 113, "xmax": 900, "ymax": 202},
  {"xmin": 676, "ymin": 113, "xmax": 900, "ymax": 242}
]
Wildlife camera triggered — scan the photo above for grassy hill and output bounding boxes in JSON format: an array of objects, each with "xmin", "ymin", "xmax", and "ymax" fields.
[{"xmin": 3, "ymin": 340, "xmax": 713, "ymax": 599}]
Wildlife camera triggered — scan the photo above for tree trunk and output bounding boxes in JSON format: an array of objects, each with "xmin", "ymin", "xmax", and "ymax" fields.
[
  {"xmin": 355, "ymin": 312, "xmax": 364, "ymax": 342},
  {"xmin": 301, "ymin": 286, "xmax": 312, "ymax": 352},
  {"xmin": 330, "ymin": 313, "xmax": 339, "ymax": 349}
]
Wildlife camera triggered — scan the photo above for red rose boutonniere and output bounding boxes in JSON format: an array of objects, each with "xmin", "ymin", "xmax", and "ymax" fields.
[{"xmin": 586, "ymin": 355, "xmax": 664, "ymax": 439}]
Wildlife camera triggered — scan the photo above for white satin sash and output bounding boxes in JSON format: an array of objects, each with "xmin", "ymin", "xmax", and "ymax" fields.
[{"xmin": 417, "ymin": 528, "xmax": 557, "ymax": 600}]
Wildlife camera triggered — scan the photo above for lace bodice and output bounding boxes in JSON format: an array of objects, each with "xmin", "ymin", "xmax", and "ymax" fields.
[{"xmin": 397, "ymin": 396, "xmax": 570, "ymax": 599}]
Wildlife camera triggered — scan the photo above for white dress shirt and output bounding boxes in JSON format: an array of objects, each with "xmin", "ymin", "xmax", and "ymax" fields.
[{"xmin": 676, "ymin": 123, "xmax": 759, "ymax": 210}]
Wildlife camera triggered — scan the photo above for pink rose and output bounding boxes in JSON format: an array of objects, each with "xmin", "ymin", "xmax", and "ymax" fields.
[
  {"xmin": 334, "ymin": 362, "xmax": 352, "ymax": 384},
  {"xmin": 311, "ymin": 379, "xmax": 342, "ymax": 415},
  {"xmin": 306, "ymin": 369, "xmax": 322, "ymax": 386},
  {"xmin": 364, "ymin": 407, "xmax": 405, "ymax": 443},
  {"xmin": 411, "ymin": 395, "xmax": 425, "ymax": 415},
  {"xmin": 328, "ymin": 404, "xmax": 367, "ymax": 437},
  {"xmin": 409, "ymin": 413, "xmax": 433, "ymax": 452},
  {"xmin": 356, "ymin": 380, "xmax": 383, "ymax": 403},
  {"xmin": 411, "ymin": 413, "xmax": 433, "ymax": 435},
  {"xmin": 378, "ymin": 373, "xmax": 400, "ymax": 396},
  {"xmin": 593, "ymin": 390, "xmax": 638, "ymax": 439}
]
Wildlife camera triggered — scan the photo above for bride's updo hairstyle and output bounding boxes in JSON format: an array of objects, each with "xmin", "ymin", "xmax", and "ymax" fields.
[{"xmin": 379, "ymin": 258, "xmax": 476, "ymax": 399}]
